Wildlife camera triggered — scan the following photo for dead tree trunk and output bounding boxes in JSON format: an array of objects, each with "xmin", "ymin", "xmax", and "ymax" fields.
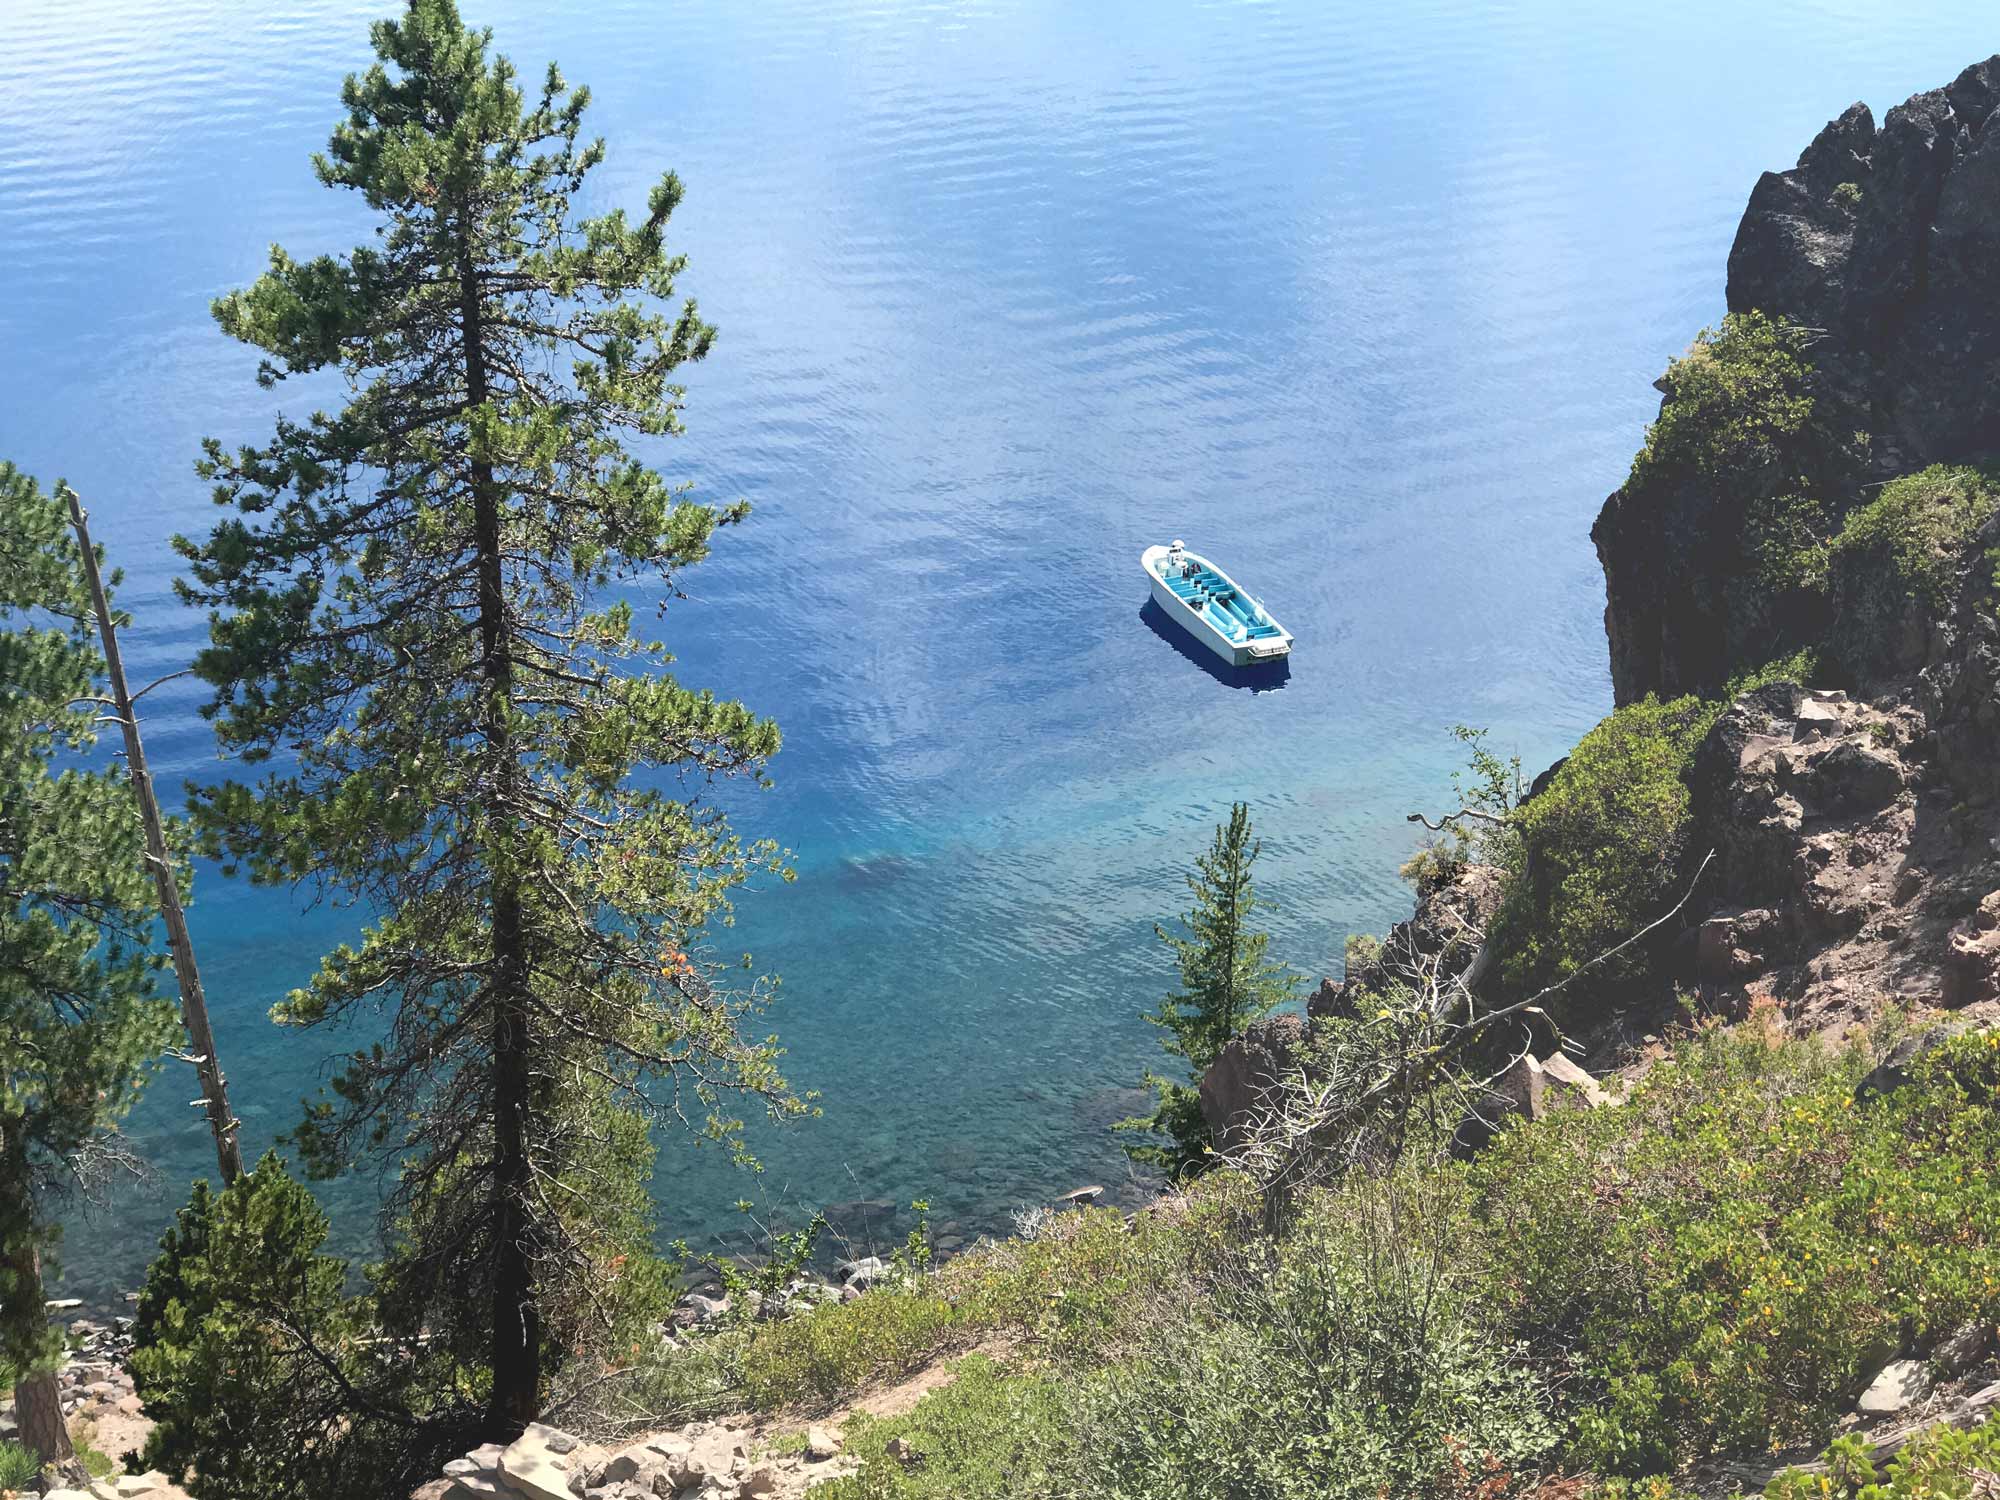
[{"xmin": 63, "ymin": 488, "xmax": 244, "ymax": 1185}]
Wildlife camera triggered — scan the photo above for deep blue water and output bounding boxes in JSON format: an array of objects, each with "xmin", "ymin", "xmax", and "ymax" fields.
[{"xmin": 3, "ymin": 0, "xmax": 1995, "ymax": 1302}]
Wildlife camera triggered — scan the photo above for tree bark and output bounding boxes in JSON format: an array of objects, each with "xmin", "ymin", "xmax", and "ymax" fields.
[
  {"xmin": 62, "ymin": 489, "xmax": 243, "ymax": 1187},
  {"xmin": 1, "ymin": 1122, "xmax": 76, "ymax": 1472},
  {"xmin": 13, "ymin": 1351, "xmax": 74, "ymax": 1473},
  {"xmin": 460, "ymin": 243, "xmax": 541, "ymax": 1440}
]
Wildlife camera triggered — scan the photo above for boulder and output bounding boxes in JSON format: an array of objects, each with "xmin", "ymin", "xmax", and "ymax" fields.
[
  {"xmin": 1697, "ymin": 908, "xmax": 1781, "ymax": 979},
  {"xmin": 834, "ymin": 1256, "xmax": 888, "ymax": 1289},
  {"xmin": 805, "ymin": 1425, "xmax": 843, "ymax": 1462},
  {"xmin": 1806, "ymin": 740, "xmax": 1907, "ymax": 812},
  {"xmin": 1197, "ymin": 1013, "xmax": 1307, "ymax": 1154},
  {"xmin": 1482, "ymin": 1052, "xmax": 1611, "ymax": 1134},
  {"xmin": 598, "ymin": 1437, "xmax": 677, "ymax": 1489},
  {"xmin": 1855, "ymin": 1025, "xmax": 1974, "ymax": 1103},
  {"xmin": 1541, "ymin": 1051, "xmax": 1612, "ymax": 1108},
  {"xmin": 1935, "ymin": 1320, "xmax": 1993, "ymax": 1377},
  {"xmin": 1489, "ymin": 1053, "xmax": 1546, "ymax": 1126},
  {"xmin": 1857, "ymin": 1357, "xmax": 1933, "ymax": 1417},
  {"xmin": 499, "ymin": 1422, "xmax": 589, "ymax": 1500},
  {"xmin": 1945, "ymin": 890, "xmax": 2000, "ymax": 1007},
  {"xmin": 668, "ymin": 1428, "xmax": 747, "ymax": 1489},
  {"xmin": 671, "ymin": 1291, "xmax": 730, "ymax": 1328}
]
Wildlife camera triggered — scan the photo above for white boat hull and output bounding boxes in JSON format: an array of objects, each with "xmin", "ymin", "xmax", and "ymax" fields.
[{"xmin": 1142, "ymin": 544, "xmax": 1292, "ymax": 668}]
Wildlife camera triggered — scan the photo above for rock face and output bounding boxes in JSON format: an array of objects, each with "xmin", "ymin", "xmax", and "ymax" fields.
[
  {"xmin": 1198, "ymin": 1013, "xmax": 1307, "ymax": 1154},
  {"xmin": 1729, "ymin": 59, "xmax": 2000, "ymax": 461},
  {"xmin": 1596, "ymin": 56, "xmax": 2000, "ymax": 706},
  {"xmin": 1312, "ymin": 863, "xmax": 1507, "ymax": 1023},
  {"xmin": 1684, "ymin": 680, "xmax": 2000, "ymax": 1034}
]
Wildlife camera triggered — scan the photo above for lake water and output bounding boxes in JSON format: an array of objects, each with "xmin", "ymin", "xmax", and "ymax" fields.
[{"xmin": 3, "ymin": 0, "xmax": 1994, "ymax": 1302}]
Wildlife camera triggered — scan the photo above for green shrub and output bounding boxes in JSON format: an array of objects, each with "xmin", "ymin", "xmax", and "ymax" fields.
[
  {"xmin": 1472, "ymin": 1025, "xmax": 2000, "ymax": 1473},
  {"xmin": 1763, "ymin": 1412, "xmax": 2000, "ymax": 1498},
  {"xmin": 811, "ymin": 1356, "xmax": 1064, "ymax": 1499},
  {"xmin": 0, "ymin": 1438, "xmax": 40, "ymax": 1490},
  {"xmin": 1057, "ymin": 1194, "xmax": 1557, "ymax": 1500},
  {"xmin": 1831, "ymin": 181, "xmax": 1864, "ymax": 211},
  {"xmin": 1628, "ymin": 312, "xmax": 1818, "ymax": 491},
  {"xmin": 1832, "ymin": 464, "xmax": 1996, "ymax": 601},
  {"xmin": 1489, "ymin": 694, "xmax": 1715, "ymax": 1003},
  {"xmin": 130, "ymin": 1153, "xmax": 455, "ymax": 1500},
  {"xmin": 1448, "ymin": 660, "xmax": 1808, "ymax": 1011},
  {"xmin": 1817, "ymin": 463, "xmax": 2000, "ymax": 675}
]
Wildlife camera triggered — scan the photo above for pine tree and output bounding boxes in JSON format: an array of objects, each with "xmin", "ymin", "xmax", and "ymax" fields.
[
  {"xmin": 0, "ymin": 463, "xmax": 177, "ymax": 1470},
  {"xmin": 1117, "ymin": 802, "xmax": 1295, "ymax": 1177},
  {"xmin": 131, "ymin": 1152, "xmax": 433, "ymax": 1500},
  {"xmin": 172, "ymin": 0, "xmax": 802, "ymax": 1438}
]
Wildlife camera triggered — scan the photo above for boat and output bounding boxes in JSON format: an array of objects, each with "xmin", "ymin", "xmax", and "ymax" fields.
[{"xmin": 1141, "ymin": 539, "xmax": 1293, "ymax": 667}]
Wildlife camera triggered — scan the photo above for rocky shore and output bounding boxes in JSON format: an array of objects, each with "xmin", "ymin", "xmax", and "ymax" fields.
[{"xmin": 0, "ymin": 1303, "xmax": 185, "ymax": 1500}]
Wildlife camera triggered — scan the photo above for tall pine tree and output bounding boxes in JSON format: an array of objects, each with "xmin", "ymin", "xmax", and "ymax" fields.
[
  {"xmin": 1117, "ymin": 802, "xmax": 1295, "ymax": 1177},
  {"xmin": 0, "ymin": 463, "xmax": 177, "ymax": 1471},
  {"xmin": 175, "ymin": 0, "xmax": 801, "ymax": 1436}
]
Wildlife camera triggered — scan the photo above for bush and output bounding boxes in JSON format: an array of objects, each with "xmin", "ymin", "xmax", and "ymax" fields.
[
  {"xmin": 0, "ymin": 1438, "xmax": 40, "ymax": 1490},
  {"xmin": 1489, "ymin": 695, "xmax": 1714, "ymax": 1003},
  {"xmin": 1818, "ymin": 463, "xmax": 2000, "ymax": 676},
  {"xmin": 1628, "ymin": 313, "xmax": 1818, "ymax": 491},
  {"xmin": 1764, "ymin": 1412, "xmax": 2000, "ymax": 1498},
  {"xmin": 1058, "ymin": 1184, "xmax": 1557, "ymax": 1500},
  {"xmin": 129, "ymin": 1153, "xmax": 459, "ymax": 1500},
  {"xmin": 1471, "ymin": 1025, "xmax": 2000, "ymax": 1474}
]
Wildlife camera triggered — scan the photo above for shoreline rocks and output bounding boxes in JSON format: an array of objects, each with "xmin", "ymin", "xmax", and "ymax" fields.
[{"xmin": 421, "ymin": 1417, "xmax": 858, "ymax": 1500}]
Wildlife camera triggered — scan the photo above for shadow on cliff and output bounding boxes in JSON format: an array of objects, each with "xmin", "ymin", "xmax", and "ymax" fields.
[{"xmin": 1139, "ymin": 598, "xmax": 1291, "ymax": 693}]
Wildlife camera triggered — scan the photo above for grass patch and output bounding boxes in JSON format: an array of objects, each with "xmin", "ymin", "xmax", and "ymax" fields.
[
  {"xmin": 626, "ymin": 1203, "xmax": 1207, "ymax": 1419},
  {"xmin": 739, "ymin": 1291, "xmax": 962, "ymax": 1409}
]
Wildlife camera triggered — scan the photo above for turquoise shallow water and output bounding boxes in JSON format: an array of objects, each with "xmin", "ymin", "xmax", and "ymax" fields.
[{"xmin": 2, "ymin": 0, "xmax": 1995, "ymax": 1300}]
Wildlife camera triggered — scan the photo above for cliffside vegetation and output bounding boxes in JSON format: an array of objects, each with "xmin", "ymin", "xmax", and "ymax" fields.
[{"xmin": 588, "ymin": 1023, "xmax": 2000, "ymax": 1499}]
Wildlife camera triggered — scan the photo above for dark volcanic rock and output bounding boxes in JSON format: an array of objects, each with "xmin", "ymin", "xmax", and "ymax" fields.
[
  {"xmin": 1198, "ymin": 1014, "xmax": 1308, "ymax": 1155},
  {"xmin": 1597, "ymin": 56, "xmax": 2000, "ymax": 706}
]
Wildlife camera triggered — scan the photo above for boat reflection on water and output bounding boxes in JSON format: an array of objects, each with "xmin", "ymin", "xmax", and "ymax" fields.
[{"xmin": 1139, "ymin": 598, "xmax": 1291, "ymax": 693}]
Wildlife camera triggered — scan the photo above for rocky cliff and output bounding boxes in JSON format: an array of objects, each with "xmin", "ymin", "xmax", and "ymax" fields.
[
  {"xmin": 1595, "ymin": 56, "xmax": 2000, "ymax": 706},
  {"xmin": 1203, "ymin": 63, "xmax": 2000, "ymax": 1151}
]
